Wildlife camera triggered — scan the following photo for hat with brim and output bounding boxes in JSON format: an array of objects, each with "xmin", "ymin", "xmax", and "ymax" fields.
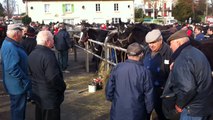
[
  {"xmin": 145, "ymin": 29, "xmax": 162, "ymax": 43},
  {"xmin": 167, "ymin": 30, "xmax": 188, "ymax": 44},
  {"xmin": 7, "ymin": 23, "xmax": 23, "ymax": 31}
]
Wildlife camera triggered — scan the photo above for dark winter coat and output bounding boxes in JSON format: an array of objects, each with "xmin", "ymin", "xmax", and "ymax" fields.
[
  {"xmin": 143, "ymin": 42, "xmax": 172, "ymax": 87},
  {"xmin": 20, "ymin": 36, "xmax": 37, "ymax": 55},
  {"xmin": 162, "ymin": 44, "xmax": 213, "ymax": 117},
  {"xmin": 199, "ymin": 39, "xmax": 213, "ymax": 71},
  {"xmin": 54, "ymin": 29, "xmax": 73, "ymax": 51},
  {"xmin": 105, "ymin": 59, "xmax": 154, "ymax": 120},
  {"xmin": 28, "ymin": 45, "xmax": 66, "ymax": 109}
]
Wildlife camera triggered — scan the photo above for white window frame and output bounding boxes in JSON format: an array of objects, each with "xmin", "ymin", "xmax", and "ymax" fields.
[
  {"xmin": 44, "ymin": 4, "xmax": 50, "ymax": 13},
  {"xmin": 65, "ymin": 4, "xmax": 72, "ymax": 12},
  {"xmin": 114, "ymin": 3, "xmax": 118, "ymax": 11},
  {"xmin": 112, "ymin": 18, "xmax": 120, "ymax": 24},
  {"xmin": 63, "ymin": 19, "xmax": 74, "ymax": 25},
  {"xmin": 96, "ymin": 4, "xmax": 100, "ymax": 12}
]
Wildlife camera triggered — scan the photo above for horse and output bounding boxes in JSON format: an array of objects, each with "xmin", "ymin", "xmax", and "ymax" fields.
[
  {"xmin": 104, "ymin": 22, "xmax": 151, "ymax": 63},
  {"xmin": 79, "ymin": 26, "xmax": 112, "ymax": 70}
]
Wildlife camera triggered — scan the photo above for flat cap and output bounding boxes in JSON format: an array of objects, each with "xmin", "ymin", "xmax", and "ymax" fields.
[
  {"xmin": 7, "ymin": 23, "xmax": 23, "ymax": 31},
  {"xmin": 167, "ymin": 30, "xmax": 188, "ymax": 43},
  {"xmin": 145, "ymin": 29, "xmax": 162, "ymax": 43},
  {"xmin": 127, "ymin": 42, "xmax": 144, "ymax": 56}
]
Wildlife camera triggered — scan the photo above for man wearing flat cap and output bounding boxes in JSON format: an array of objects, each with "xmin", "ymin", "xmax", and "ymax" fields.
[
  {"xmin": 162, "ymin": 30, "xmax": 213, "ymax": 119},
  {"xmin": 1, "ymin": 24, "xmax": 30, "ymax": 120},
  {"xmin": 106, "ymin": 42, "xmax": 154, "ymax": 120},
  {"xmin": 143, "ymin": 29, "xmax": 172, "ymax": 120}
]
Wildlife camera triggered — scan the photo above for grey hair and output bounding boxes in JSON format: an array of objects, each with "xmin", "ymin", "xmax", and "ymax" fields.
[
  {"xmin": 176, "ymin": 37, "xmax": 189, "ymax": 43},
  {"xmin": 36, "ymin": 31, "xmax": 53, "ymax": 45},
  {"xmin": 6, "ymin": 29, "xmax": 18, "ymax": 38}
]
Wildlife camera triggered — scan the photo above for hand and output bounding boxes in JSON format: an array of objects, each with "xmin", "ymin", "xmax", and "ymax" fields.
[
  {"xmin": 175, "ymin": 105, "xmax": 183, "ymax": 113},
  {"xmin": 170, "ymin": 62, "xmax": 174, "ymax": 70}
]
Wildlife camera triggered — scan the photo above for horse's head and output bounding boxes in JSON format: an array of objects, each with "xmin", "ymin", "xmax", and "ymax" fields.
[
  {"xmin": 78, "ymin": 27, "xmax": 89, "ymax": 47},
  {"xmin": 117, "ymin": 23, "xmax": 151, "ymax": 48}
]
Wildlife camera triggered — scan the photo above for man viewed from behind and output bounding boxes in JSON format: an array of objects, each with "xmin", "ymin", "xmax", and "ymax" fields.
[
  {"xmin": 54, "ymin": 23, "xmax": 73, "ymax": 73},
  {"xmin": 28, "ymin": 31, "xmax": 66, "ymax": 120},
  {"xmin": 1, "ymin": 24, "xmax": 30, "ymax": 120},
  {"xmin": 143, "ymin": 29, "xmax": 172, "ymax": 120},
  {"xmin": 162, "ymin": 30, "xmax": 213, "ymax": 120},
  {"xmin": 106, "ymin": 42, "xmax": 154, "ymax": 120}
]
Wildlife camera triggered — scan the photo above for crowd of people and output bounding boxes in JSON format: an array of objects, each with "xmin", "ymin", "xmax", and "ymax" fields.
[
  {"xmin": 106, "ymin": 23, "xmax": 213, "ymax": 120},
  {"xmin": 1, "ymin": 22, "xmax": 74, "ymax": 120},
  {"xmin": 1, "ymin": 20, "xmax": 213, "ymax": 120}
]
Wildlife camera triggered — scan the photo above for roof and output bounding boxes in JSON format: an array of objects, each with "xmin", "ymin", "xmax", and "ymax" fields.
[{"xmin": 23, "ymin": 0, "xmax": 132, "ymax": 2}]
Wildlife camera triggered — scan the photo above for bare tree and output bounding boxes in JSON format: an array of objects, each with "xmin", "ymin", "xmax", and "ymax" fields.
[{"xmin": 3, "ymin": 0, "xmax": 16, "ymax": 18}]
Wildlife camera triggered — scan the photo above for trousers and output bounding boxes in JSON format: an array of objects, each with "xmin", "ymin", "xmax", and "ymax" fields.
[
  {"xmin": 35, "ymin": 104, "xmax": 61, "ymax": 120},
  {"xmin": 180, "ymin": 109, "xmax": 210, "ymax": 120},
  {"xmin": 10, "ymin": 93, "xmax": 27, "ymax": 120}
]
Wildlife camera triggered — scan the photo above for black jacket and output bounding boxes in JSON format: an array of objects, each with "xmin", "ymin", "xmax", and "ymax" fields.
[
  {"xmin": 20, "ymin": 36, "xmax": 37, "ymax": 55},
  {"xmin": 29, "ymin": 45, "xmax": 66, "ymax": 109},
  {"xmin": 162, "ymin": 44, "xmax": 213, "ymax": 116},
  {"xmin": 54, "ymin": 29, "xmax": 73, "ymax": 51}
]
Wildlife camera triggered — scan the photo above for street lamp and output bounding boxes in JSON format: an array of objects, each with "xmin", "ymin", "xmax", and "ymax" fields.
[{"xmin": 16, "ymin": 4, "xmax": 19, "ymax": 15}]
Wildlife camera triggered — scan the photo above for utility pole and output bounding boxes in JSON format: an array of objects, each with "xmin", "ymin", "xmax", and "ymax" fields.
[
  {"xmin": 151, "ymin": 0, "xmax": 155, "ymax": 20},
  {"xmin": 25, "ymin": 0, "xmax": 28, "ymax": 15},
  {"xmin": 206, "ymin": 0, "xmax": 208, "ymax": 16},
  {"xmin": 162, "ymin": 0, "xmax": 164, "ymax": 19},
  {"xmin": 17, "ymin": 3, "xmax": 19, "ymax": 15}
]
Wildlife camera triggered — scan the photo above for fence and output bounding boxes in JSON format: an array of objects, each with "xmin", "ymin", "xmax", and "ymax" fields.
[{"xmin": 73, "ymin": 36, "xmax": 127, "ymax": 72}]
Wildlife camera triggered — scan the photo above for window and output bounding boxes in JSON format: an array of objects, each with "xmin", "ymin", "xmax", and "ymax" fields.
[
  {"xmin": 62, "ymin": 4, "xmax": 74, "ymax": 13},
  {"xmin": 96, "ymin": 4, "xmax": 100, "ymax": 11},
  {"xmin": 112, "ymin": 18, "xmax": 120, "ymax": 24},
  {"xmin": 44, "ymin": 4, "xmax": 50, "ymax": 13},
  {"xmin": 114, "ymin": 3, "xmax": 118, "ymax": 11},
  {"xmin": 63, "ymin": 19, "xmax": 74, "ymax": 25}
]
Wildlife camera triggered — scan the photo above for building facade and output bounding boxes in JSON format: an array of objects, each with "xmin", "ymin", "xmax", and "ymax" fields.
[
  {"xmin": 23, "ymin": 0, "xmax": 134, "ymax": 24},
  {"xmin": 136, "ymin": 0, "xmax": 175, "ymax": 19}
]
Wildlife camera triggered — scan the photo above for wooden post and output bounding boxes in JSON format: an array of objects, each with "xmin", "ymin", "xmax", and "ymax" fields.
[
  {"xmin": 73, "ymin": 45, "xmax": 77, "ymax": 62},
  {"xmin": 104, "ymin": 43, "xmax": 110, "ymax": 71},
  {"xmin": 85, "ymin": 42, "xmax": 89, "ymax": 72}
]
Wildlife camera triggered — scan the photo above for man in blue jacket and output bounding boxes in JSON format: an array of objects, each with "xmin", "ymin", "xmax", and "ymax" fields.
[
  {"xmin": 143, "ymin": 29, "xmax": 172, "ymax": 120},
  {"xmin": 1, "ymin": 24, "xmax": 30, "ymax": 120},
  {"xmin": 106, "ymin": 42, "xmax": 154, "ymax": 120}
]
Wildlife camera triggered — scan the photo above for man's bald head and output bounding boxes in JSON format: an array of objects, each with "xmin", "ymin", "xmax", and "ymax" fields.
[{"xmin": 36, "ymin": 31, "xmax": 54, "ymax": 47}]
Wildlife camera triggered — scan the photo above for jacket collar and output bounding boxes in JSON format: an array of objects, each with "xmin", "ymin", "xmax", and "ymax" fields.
[
  {"xmin": 126, "ymin": 59, "xmax": 143, "ymax": 65},
  {"xmin": 171, "ymin": 41, "xmax": 190, "ymax": 62},
  {"xmin": 146, "ymin": 41, "xmax": 168, "ymax": 56},
  {"xmin": 5, "ymin": 37, "xmax": 23, "ymax": 48},
  {"xmin": 35, "ymin": 45, "xmax": 51, "ymax": 50}
]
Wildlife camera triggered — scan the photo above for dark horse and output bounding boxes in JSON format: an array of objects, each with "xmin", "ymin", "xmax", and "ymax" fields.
[
  {"xmin": 79, "ymin": 27, "xmax": 111, "ymax": 70},
  {"xmin": 106, "ymin": 22, "xmax": 150, "ymax": 48},
  {"xmin": 104, "ymin": 23, "xmax": 151, "ymax": 63}
]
